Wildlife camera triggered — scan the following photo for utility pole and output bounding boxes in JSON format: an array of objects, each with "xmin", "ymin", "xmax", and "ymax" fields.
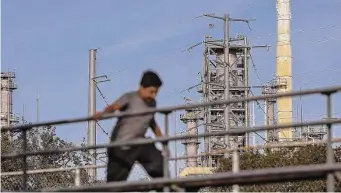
[{"xmin": 88, "ymin": 49, "xmax": 97, "ymax": 181}]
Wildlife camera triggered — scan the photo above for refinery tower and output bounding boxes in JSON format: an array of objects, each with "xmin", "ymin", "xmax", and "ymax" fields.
[{"xmin": 1, "ymin": 71, "xmax": 19, "ymax": 139}]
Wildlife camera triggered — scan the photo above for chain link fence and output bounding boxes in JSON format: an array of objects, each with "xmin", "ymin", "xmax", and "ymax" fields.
[
  {"xmin": 203, "ymin": 144, "xmax": 341, "ymax": 192},
  {"xmin": 1, "ymin": 126, "xmax": 104, "ymax": 192},
  {"xmin": 1, "ymin": 167, "xmax": 105, "ymax": 191},
  {"xmin": 2, "ymin": 171, "xmax": 75, "ymax": 191}
]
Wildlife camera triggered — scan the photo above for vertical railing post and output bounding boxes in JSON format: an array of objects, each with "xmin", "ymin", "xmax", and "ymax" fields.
[
  {"xmin": 74, "ymin": 168, "xmax": 81, "ymax": 187},
  {"xmin": 323, "ymin": 92, "xmax": 335, "ymax": 192},
  {"xmin": 22, "ymin": 127, "xmax": 29, "ymax": 191},
  {"xmin": 162, "ymin": 111, "xmax": 171, "ymax": 192},
  {"xmin": 232, "ymin": 148, "xmax": 240, "ymax": 192}
]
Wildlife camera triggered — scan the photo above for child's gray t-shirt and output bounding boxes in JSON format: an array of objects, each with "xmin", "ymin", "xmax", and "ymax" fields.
[{"xmin": 110, "ymin": 91, "xmax": 156, "ymax": 142}]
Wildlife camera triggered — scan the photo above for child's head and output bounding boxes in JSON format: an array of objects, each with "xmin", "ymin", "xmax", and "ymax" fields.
[{"xmin": 138, "ymin": 70, "xmax": 162, "ymax": 101}]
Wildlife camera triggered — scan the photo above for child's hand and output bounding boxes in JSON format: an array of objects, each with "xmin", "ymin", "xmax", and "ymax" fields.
[
  {"xmin": 92, "ymin": 112, "xmax": 103, "ymax": 120},
  {"xmin": 162, "ymin": 146, "xmax": 171, "ymax": 157}
]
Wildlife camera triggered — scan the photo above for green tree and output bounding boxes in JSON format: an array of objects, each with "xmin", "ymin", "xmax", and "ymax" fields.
[
  {"xmin": 1, "ymin": 125, "xmax": 95, "ymax": 191},
  {"xmin": 209, "ymin": 145, "xmax": 341, "ymax": 192}
]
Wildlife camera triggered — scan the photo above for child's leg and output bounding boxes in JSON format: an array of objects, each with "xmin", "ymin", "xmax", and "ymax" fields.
[
  {"xmin": 137, "ymin": 144, "xmax": 200, "ymax": 192},
  {"xmin": 106, "ymin": 147, "xmax": 134, "ymax": 182},
  {"xmin": 137, "ymin": 143, "xmax": 164, "ymax": 178},
  {"xmin": 137, "ymin": 144, "xmax": 164, "ymax": 192}
]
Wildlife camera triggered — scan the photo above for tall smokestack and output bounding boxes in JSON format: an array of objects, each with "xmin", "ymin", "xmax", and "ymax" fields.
[{"xmin": 276, "ymin": 0, "xmax": 293, "ymax": 141}]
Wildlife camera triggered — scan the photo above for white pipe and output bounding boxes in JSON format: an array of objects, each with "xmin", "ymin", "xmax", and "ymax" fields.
[{"xmin": 232, "ymin": 149, "xmax": 240, "ymax": 192}]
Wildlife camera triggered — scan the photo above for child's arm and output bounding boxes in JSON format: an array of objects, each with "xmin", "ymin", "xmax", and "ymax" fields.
[
  {"xmin": 92, "ymin": 93, "xmax": 131, "ymax": 120},
  {"xmin": 150, "ymin": 117, "xmax": 163, "ymax": 137},
  {"xmin": 150, "ymin": 117, "xmax": 168, "ymax": 145},
  {"xmin": 150, "ymin": 117, "xmax": 171, "ymax": 156}
]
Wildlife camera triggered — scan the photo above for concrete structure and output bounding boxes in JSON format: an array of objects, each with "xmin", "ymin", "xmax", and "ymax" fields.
[
  {"xmin": 262, "ymin": 80, "xmax": 279, "ymax": 142},
  {"xmin": 276, "ymin": 0, "xmax": 293, "ymax": 141},
  {"xmin": 1, "ymin": 71, "xmax": 19, "ymax": 140},
  {"xmin": 178, "ymin": 99, "xmax": 203, "ymax": 177},
  {"xmin": 180, "ymin": 109, "xmax": 201, "ymax": 168}
]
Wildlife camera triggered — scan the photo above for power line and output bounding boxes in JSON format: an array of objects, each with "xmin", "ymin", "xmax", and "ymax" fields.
[
  {"xmin": 249, "ymin": 54, "xmax": 262, "ymax": 82},
  {"xmin": 94, "ymin": 82, "xmax": 111, "ymax": 138},
  {"xmin": 96, "ymin": 122, "xmax": 110, "ymax": 138},
  {"xmin": 306, "ymin": 36, "xmax": 341, "ymax": 44},
  {"xmin": 249, "ymin": 23, "xmax": 341, "ymax": 40},
  {"xmin": 96, "ymin": 15, "xmax": 205, "ymax": 51},
  {"xmin": 162, "ymin": 36, "xmax": 339, "ymax": 142},
  {"xmin": 98, "ymin": 22, "xmax": 341, "ymax": 85},
  {"xmin": 95, "ymin": 84, "xmax": 110, "ymax": 106},
  {"xmin": 248, "ymin": 52, "xmax": 272, "ymax": 121},
  {"xmin": 248, "ymin": 90, "xmax": 274, "ymax": 141}
]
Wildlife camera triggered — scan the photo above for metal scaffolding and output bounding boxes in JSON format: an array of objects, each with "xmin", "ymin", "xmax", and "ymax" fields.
[{"xmin": 200, "ymin": 34, "xmax": 251, "ymax": 167}]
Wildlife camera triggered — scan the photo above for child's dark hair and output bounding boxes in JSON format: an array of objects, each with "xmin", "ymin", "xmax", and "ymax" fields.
[{"xmin": 140, "ymin": 70, "xmax": 163, "ymax": 88}]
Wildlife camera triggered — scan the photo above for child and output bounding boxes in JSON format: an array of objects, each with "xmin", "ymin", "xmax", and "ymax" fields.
[
  {"xmin": 93, "ymin": 70, "xmax": 169, "ymax": 186},
  {"xmin": 93, "ymin": 70, "xmax": 200, "ymax": 192}
]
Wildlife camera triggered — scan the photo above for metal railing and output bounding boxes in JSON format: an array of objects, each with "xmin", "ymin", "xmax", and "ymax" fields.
[
  {"xmin": 2, "ymin": 137, "xmax": 341, "ymax": 188},
  {"xmin": 1, "ymin": 85, "xmax": 341, "ymax": 192}
]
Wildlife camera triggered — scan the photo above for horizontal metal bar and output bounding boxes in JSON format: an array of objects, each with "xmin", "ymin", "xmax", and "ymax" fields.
[
  {"xmin": 203, "ymin": 14, "xmax": 225, "ymax": 20},
  {"xmin": 2, "ymin": 85, "xmax": 341, "ymax": 132},
  {"xmin": 169, "ymin": 137, "xmax": 341, "ymax": 161},
  {"xmin": 4, "ymin": 137, "xmax": 339, "ymax": 177},
  {"xmin": 0, "ymin": 164, "xmax": 106, "ymax": 176},
  {"xmin": 42, "ymin": 164, "xmax": 341, "ymax": 192},
  {"xmin": 2, "ymin": 118, "xmax": 341, "ymax": 159}
]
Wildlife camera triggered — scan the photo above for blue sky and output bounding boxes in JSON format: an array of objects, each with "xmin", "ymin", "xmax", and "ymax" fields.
[{"xmin": 2, "ymin": 0, "xmax": 341, "ymax": 180}]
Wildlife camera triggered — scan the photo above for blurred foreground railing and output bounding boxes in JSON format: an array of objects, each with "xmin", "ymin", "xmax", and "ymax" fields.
[
  {"xmin": 2, "ymin": 137, "xmax": 341, "ymax": 189},
  {"xmin": 1, "ymin": 85, "xmax": 341, "ymax": 192}
]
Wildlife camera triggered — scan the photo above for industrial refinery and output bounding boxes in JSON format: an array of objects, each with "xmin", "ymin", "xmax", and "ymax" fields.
[{"xmin": 1, "ymin": 0, "xmax": 339, "ymax": 192}]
